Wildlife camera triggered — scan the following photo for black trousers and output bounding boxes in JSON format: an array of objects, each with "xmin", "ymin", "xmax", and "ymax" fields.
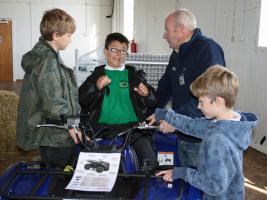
[
  {"xmin": 131, "ymin": 133, "xmax": 158, "ymax": 170},
  {"xmin": 39, "ymin": 145, "xmax": 76, "ymax": 169},
  {"xmin": 93, "ymin": 123, "xmax": 158, "ymax": 171}
]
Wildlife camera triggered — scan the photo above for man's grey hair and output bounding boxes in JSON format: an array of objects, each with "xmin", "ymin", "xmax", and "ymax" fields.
[{"xmin": 172, "ymin": 8, "xmax": 197, "ymax": 31}]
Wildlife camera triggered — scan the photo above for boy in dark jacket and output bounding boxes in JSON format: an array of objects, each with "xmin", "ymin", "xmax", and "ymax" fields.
[
  {"xmin": 77, "ymin": 32, "xmax": 158, "ymax": 170},
  {"xmin": 154, "ymin": 66, "xmax": 258, "ymax": 200},
  {"xmin": 16, "ymin": 9, "xmax": 80, "ymax": 169}
]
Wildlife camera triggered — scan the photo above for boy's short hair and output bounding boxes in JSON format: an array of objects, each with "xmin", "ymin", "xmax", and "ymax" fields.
[
  {"xmin": 190, "ymin": 65, "xmax": 239, "ymax": 108},
  {"xmin": 40, "ymin": 8, "xmax": 76, "ymax": 41},
  {"xmin": 104, "ymin": 32, "xmax": 129, "ymax": 49}
]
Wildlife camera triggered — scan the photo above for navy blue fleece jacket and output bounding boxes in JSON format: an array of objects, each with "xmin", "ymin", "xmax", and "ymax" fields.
[{"xmin": 157, "ymin": 28, "xmax": 225, "ymax": 118}]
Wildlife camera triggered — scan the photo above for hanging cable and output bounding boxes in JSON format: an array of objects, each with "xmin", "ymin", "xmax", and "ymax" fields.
[{"xmin": 106, "ymin": 0, "xmax": 114, "ymax": 18}]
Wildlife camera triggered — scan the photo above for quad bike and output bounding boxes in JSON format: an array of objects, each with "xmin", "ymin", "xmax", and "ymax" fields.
[{"xmin": 0, "ymin": 114, "xmax": 202, "ymax": 200}]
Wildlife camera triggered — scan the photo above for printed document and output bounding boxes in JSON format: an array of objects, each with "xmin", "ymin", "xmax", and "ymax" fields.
[{"xmin": 66, "ymin": 152, "xmax": 121, "ymax": 191}]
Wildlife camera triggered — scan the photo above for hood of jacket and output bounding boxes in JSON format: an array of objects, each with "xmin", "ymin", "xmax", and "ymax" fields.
[
  {"xmin": 210, "ymin": 112, "xmax": 258, "ymax": 150},
  {"xmin": 21, "ymin": 37, "xmax": 59, "ymax": 74}
]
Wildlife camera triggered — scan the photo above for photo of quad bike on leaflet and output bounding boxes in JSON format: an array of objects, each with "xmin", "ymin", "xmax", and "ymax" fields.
[{"xmin": 84, "ymin": 160, "xmax": 110, "ymax": 173}]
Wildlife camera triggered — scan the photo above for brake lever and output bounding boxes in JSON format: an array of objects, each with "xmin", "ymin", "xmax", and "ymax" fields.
[
  {"xmin": 137, "ymin": 125, "xmax": 160, "ymax": 130},
  {"xmin": 137, "ymin": 121, "xmax": 159, "ymax": 130},
  {"xmin": 36, "ymin": 124, "xmax": 68, "ymax": 129}
]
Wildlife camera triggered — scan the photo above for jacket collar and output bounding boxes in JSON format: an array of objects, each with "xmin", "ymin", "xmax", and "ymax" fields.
[{"xmin": 176, "ymin": 28, "xmax": 202, "ymax": 56}]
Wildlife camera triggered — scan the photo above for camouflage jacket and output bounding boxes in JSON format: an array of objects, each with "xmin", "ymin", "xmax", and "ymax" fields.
[{"xmin": 16, "ymin": 37, "xmax": 80, "ymax": 150}]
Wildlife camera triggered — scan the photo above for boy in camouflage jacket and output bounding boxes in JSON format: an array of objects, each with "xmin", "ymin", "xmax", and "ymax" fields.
[{"xmin": 16, "ymin": 8, "xmax": 80, "ymax": 169}]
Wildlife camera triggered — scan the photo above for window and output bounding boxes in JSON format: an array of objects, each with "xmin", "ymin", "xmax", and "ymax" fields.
[
  {"xmin": 123, "ymin": 0, "xmax": 134, "ymax": 40},
  {"xmin": 258, "ymin": 0, "xmax": 267, "ymax": 47}
]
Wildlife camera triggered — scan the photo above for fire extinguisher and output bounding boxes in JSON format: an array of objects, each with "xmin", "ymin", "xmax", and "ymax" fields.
[{"xmin": 131, "ymin": 39, "xmax": 137, "ymax": 53}]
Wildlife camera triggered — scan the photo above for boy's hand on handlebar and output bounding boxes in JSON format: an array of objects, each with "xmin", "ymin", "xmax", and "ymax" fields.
[
  {"xmin": 146, "ymin": 114, "xmax": 156, "ymax": 125},
  {"xmin": 155, "ymin": 169, "xmax": 173, "ymax": 182},
  {"xmin": 68, "ymin": 128, "xmax": 83, "ymax": 144},
  {"xmin": 96, "ymin": 75, "xmax": 111, "ymax": 90},
  {"xmin": 159, "ymin": 120, "xmax": 176, "ymax": 133},
  {"xmin": 146, "ymin": 114, "xmax": 175, "ymax": 133}
]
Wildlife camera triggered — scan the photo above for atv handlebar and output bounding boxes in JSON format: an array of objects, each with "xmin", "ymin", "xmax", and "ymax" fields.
[
  {"xmin": 36, "ymin": 124, "xmax": 68, "ymax": 129},
  {"xmin": 36, "ymin": 113, "xmax": 159, "ymax": 153}
]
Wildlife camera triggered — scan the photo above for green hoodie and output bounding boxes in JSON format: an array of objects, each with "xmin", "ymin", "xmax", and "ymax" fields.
[{"xmin": 16, "ymin": 37, "xmax": 80, "ymax": 150}]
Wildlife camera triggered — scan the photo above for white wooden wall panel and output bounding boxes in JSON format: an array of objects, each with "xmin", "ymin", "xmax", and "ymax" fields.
[
  {"xmin": 0, "ymin": 0, "xmax": 112, "ymax": 80},
  {"xmin": 134, "ymin": 0, "xmax": 267, "ymax": 154}
]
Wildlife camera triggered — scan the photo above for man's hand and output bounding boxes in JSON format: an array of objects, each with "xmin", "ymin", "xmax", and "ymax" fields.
[
  {"xmin": 155, "ymin": 169, "xmax": 173, "ymax": 182},
  {"xmin": 147, "ymin": 114, "xmax": 156, "ymax": 125},
  {"xmin": 96, "ymin": 75, "xmax": 111, "ymax": 90},
  {"xmin": 159, "ymin": 120, "xmax": 175, "ymax": 133},
  {"xmin": 134, "ymin": 83, "xmax": 149, "ymax": 97}
]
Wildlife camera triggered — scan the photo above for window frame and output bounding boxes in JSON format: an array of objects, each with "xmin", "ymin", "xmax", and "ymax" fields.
[{"xmin": 258, "ymin": 0, "xmax": 267, "ymax": 50}]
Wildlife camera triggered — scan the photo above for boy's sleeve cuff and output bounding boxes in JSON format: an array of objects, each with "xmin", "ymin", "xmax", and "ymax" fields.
[
  {"xmin": 172, "ymin": 167, "xmax": 187, "ymax": 180},
  {"xmin": 155, "ymin": 108, "xmax": 168, "ymax": 121}
]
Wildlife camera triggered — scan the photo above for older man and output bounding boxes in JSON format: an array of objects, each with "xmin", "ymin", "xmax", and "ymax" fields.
[{"xmin": 148, "ymin": 8, "xmax": 225, "ymax": 167}]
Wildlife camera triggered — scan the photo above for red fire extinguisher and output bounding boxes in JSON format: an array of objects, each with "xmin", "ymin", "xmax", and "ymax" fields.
[{"xmin": 131, "ymin": 39, "xmax": 137, "ymax": 53}]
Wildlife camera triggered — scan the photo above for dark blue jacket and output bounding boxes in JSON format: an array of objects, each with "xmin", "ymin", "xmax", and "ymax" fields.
[{"xmin": 157, "ymin": 28, "xmax": 225, "ymax": 118}]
